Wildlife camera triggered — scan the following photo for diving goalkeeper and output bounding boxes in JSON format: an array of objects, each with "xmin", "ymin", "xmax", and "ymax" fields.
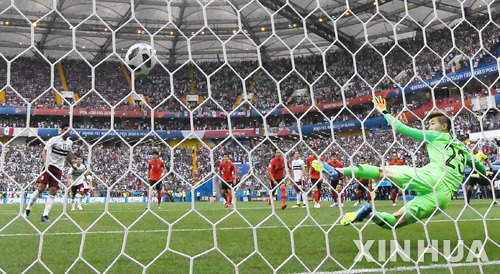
[{"xmin": 313, "ymin": 96, "xmax": 487, "ymax": 229}]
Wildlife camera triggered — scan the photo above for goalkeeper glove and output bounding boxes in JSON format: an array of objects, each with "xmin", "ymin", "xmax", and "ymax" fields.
[{"xmin": 374, "ymin": 96, "xmax": 388, "ymax": 114}]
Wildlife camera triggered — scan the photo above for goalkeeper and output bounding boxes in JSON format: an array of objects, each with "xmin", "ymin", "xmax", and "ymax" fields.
[{"xmin": 313, "ymin": 96, "xmax": 487, "ymax": 229}]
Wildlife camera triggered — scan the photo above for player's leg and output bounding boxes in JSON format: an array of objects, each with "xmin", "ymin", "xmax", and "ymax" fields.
[
  {"xmin": 274, "ymin": 180, "xmax": 280, "ymax": 203},
  {"xmin": 299, "ymin": 180, "xmax": 308, "ymax": 207},
  {"xmin": 25, "ymin": 170, "xmax": 51, "ymax": 218},
  {"xmin": 71, "ymin": 186, "xmax": 78, "ymax": 211},
  {"xmin": 156, "ymin": 181, "xmax": 162, "ymax": 209},
  {"xmin": 376, "ymin": 180, "xmax": 453, "ymax": 229},
  {"xmin": 221, "ymin": 182, "xmax": 230, "ymax": 207},
  {"xmin": 366, "ymin": 183, "xmax": 372, "ymax": 204},
  {"xmin": 373, "ymin": 188, "xmax": 451, "ymax": 229},
  {"xmin": 293, "ymin": 183, "xmax": 302, "ymax": 207},
  {"xmin": 311, "ymin": 179, "xmax": 320, "ymax": 208},
  {"xmin": 84, "ymin": 188, "xmax": 90, "ymax": 203},
  {"xmin": 77, "ymin": 188, "xmax": 84, "ymax": 210},
  {"xmin": 41, "ymin": 185, "xmax": 57, "ymax": 222},
  {"xmin": 227, "ymin": 189, "xmax": 233, "ymax": 207},
  {"xmin": 340, "ymin": 166, "xmax": 440, "ymax": 226},
  {"xmin": 279, "ymin": 179, "xmax": 287, "ymax": 210},
  {"xmin": 466, "ymin": 179, "xmax": 476, "ymax": 204},
  {"xmin": 341, "ymin": 164, "xmax": 384, "ymax": 180},
  {"xmin": 340, "ymin": 203, "xmax": 372, "ymax": 225},
  {"xmin": 221, "ymin": 189, "xmax": 227, "ymax": 204},
  {"xmin": 338, "ymin": 184, "xmax": 344, "ymax": 206},
  {"xmin": 355, "ymin": 183, "xmax": 362, "ymax": 206},
  {"xmin": 227, "ymin": 183, "xmax": 234, "ymax": 207},
  {"xmin": 371, "ymin": 209, "xmax": 404, "ymax": 229},
  {"xmin": 390, "ymin": 185, "xmax": 397, "ymax": 206},
  {"xmin": 330, "ymin": 182, "xmax": 338, "ymax": 205},
  {"xmin": 269, "ymin": 180, "xmax": 279, "ymax": 206},
  {"xmin": 41, "ymin": 168, "xmax": 61, "ymax": 222},
  {"xmin": 147, "ymin": 180, "xmax": 153, "ymax": 205}
]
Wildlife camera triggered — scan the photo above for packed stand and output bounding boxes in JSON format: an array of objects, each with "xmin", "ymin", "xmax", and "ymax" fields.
[{"xmin": 1, "ymin": 13, "xmax": 499, "ymax": 116}]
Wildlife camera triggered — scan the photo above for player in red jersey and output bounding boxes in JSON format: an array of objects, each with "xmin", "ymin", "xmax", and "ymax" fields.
[
  {"xmin": 148, "ymin": 151, "xmax": 167, "ymax": 209},
  {"xmin": 306, "ymin": 147, "xmax": 324, "ymax": 208},
  {"xmin": 355, "ymin": 157, "xmax": 372, "ymax": 206},
  {"xmin": 219, "ymin": 153, "xmax": 237, "ymax": 208},
  {"xmin": 327, "ymin": 153, "xmax": 344, "ymax": 207},
  {"xmin": 388, "ymin": 151, "xmax": 404, "ymax": 206},
  {"xmin": 268, "ymin": 149, "xmax": 293, "ymax": 210}
]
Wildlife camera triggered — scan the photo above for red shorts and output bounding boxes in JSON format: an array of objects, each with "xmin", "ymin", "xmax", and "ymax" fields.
[
  {"xmin": 83, "ymin": 188, "xmax": 89, "ymax": 195},
  {"xmin": 71, "ymin": 184, "xmax": 85, "ymax": 194},
  {"xmin": 37, "ymin": 166, "xmax": 63, "ymax": 189}
]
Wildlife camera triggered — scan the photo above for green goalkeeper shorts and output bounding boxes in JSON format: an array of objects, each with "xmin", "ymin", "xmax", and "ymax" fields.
[{"xmin": 390, "ymin": 165, "xmax": 453, "ymax": 224}]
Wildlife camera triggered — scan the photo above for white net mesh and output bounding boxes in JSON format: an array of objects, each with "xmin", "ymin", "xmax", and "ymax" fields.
[{"xmin": 1, "ymin": 0, "xmax": 500, "ymax": 273}]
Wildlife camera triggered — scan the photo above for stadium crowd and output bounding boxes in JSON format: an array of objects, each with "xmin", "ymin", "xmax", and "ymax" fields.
[
  {"xmin": 2, "ymin": 114, "xmax": 499, "ymax": 200},
  {"xmin": 0, "ymin": 13, "xmax": 499, "ymax": 114}
]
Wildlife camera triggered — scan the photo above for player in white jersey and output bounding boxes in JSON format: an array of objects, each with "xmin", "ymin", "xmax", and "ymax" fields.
[
  {"xmin": 66, "ymin": 156, "xmax": 89, "ymax": 211},
  {"xmin": 25, "ymin": 123, "xmax": 76, "ymax": 223},
  {"xmin": 82, "ymin": 174, "xmax": 92, "ymax": 204},
  {"xmin": 291, "ymin": 151, "xmax": 308, "ymax": 208}
]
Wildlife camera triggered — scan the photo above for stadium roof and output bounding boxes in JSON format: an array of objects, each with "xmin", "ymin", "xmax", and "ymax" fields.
[{"xmin": 0, "ymin": 0, "xmax": 492, "ymax": 64}]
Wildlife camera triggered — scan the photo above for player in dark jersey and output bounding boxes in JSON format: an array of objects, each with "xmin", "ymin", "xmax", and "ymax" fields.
[
  {"xmin": 219, "ymin": 153, "xmax": 237, "ymax": 208},
  {"xmin": 465, "ymin": 142, "xmax": 495, "ymax": 204},
  {"xmin": 354, "ymin": 157, "xmax": 372, "ymax": 206},
  {"xmin": 327, "ymin": 153, "xmax": 344, "ymax": 207},
  {"xmin": 388, "ymin": 151, "xmax": 404, "ymax": 206},
  {"xmin": 306, "ymin": 147, "xmax": 324, "ymax": 208},
  {"xmin": 148, "ymin": 151, "xmax": 167, "ymax": 209},
  {"xmin": 268, "ymin": 149, "xmax": 293, "ymax": 210}
]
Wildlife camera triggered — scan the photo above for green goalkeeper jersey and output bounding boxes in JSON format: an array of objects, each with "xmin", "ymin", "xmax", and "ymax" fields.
[{"xmin": 384, "ymin": 113, "xmax": 486, "ymax": 193}]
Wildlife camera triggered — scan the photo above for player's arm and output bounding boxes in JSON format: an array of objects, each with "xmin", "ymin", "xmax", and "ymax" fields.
[
  {"xmin": 42, "ymin": 137, "xmax": 54, "ymax": 165},
  {"xmin": 305, "ymin": 160, "xmax": 310, "ymax": 182},
  {"xmin": 42, "ymin": 148, "xmax": 48, "ymax": 165},
  {"xmin": 66, "ymin": 172, "xmax": 71, "ymax": 187},
  {"xmin": 231, "ymin": 163, "xmax": 237, "ymax": 185},
  {"xmin": 288, "ymin": 160, "xmax": 294, "ymax": 181},
  {"xmin": 374, "ymin": 96, "xmax": 440, "ymax": 142},
  {"xmin": 66, "ymin": 153, "xmax": 76, "ymax": 170},
  {"xmin": 300, "ymin": 164, "xmax": 306, "ymax": 181},
  {"xmin": 467, "ymin": 154, "xmax": 487, "ymax": 176},
  {"xmin": 267, "ymin": 166, "xmax": 277, "ymax": 184},
  {"xmin": 267, "ymin": 169, "xmax": 276, "ymax": 183},
  {"xmin": 486, "ymin": 157, "xmax": 493, "ymax": 171},
  {"xmin": 162, "ymin": 162, "xmax": 167, "ymax": 177},
  {"xmin": 218, "ymin": 163, "xmax": 223, "ymax": 184},
  {"xmin": 147, "ymin": 163, "xmax": 151, "ymax": 181}
]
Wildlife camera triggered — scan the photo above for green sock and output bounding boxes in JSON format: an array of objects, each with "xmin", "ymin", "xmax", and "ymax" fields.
[
  {"xmin": 342, "ymin": 164, "xmax": 380, "ymax": 179},
  {"xmin": 372, "ymin": 212, "xmax": 397, "ymax": 229}
]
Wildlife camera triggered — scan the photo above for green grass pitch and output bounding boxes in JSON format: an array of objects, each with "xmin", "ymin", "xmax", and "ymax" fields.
[{"xmin": 0, "ymin": 200, "xmax": 499, "ymax": 273}]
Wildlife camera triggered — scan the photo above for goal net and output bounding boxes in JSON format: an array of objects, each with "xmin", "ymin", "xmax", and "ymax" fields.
[{"xmin": 1, "ymin": 0, "xmax": 500, "ymax": 273}]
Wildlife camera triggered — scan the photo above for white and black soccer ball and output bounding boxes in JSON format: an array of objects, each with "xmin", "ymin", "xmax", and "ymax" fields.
[{"xmin": 125, "ymin": 43, "xmax": 157, "ymax": 75}]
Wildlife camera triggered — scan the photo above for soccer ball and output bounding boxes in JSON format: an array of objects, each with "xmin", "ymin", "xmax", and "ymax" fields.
[{"xmin": 125, "ymin": 43, "xmax": 157, "ymax": 75}]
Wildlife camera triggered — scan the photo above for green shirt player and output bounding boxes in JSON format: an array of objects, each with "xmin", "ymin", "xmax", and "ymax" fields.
[{"xmin": 313, "ymin": 96, "xmax": 487, "ymax": 229}]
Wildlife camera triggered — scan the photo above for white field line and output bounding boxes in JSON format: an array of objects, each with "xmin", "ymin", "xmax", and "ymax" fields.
[
  {"xmin": 0, "ymin": 218, "xmax": 499, "ymax": 237},
  {"xmin": 307, "ymin": 260, "xmax": 500, "ymax": 273}
]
